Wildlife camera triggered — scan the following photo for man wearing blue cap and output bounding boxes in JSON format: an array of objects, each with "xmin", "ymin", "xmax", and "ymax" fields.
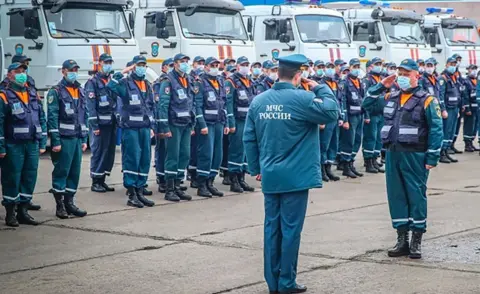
[
  {"xmin": 251, "ymin": 61, "xmax": 263, "ymax": 82},
  {"xmin": 107, "ymin": 55, "xmax": 156, "ymax": 208},
  {"xmin": 417, "ymin": 59, "xmax": 425, "ymax": 75},
  {"xmin": 153, "ymin": 58, "xmax": 174, "ymax": 193},
  {"xmin": 194, "ymin": 57, "xmax": 229, "ymax": 197},
  {"xmin": 1, "ymin": 55, "xmax": 36, "ymax": 91},
  {"xmin": 0, "ymin": 63, "xmax": 46, "ymax": 226},
  {"xmin": 85, "ymin": 53, "xmax": 117, "ymax": 193},
  {"xmin": 451, "ymin": 54, "xmax": 466, "ymax": 154},
  {"xmin": 225, "ymin": 56, "xmax": 256, "ymax": 193},
  {"xmin": 158, "ymin": 53, "xmax": 196, "ymax": 202},
  {"xmin": 362, "ymin": 57, "xmax": 386, "ymax": 173},
  {"xmin": 334, "ymin": 59, "xmax": 346, "ymax": 82},
  {"xmin": 47, "ymin": 59, "xmax": 88, "ymax": 219},
  {"xmin": 338, "ymin": 58, "xmax": 365, "ymax": 178},
  {"xmin": 255, "ymin": 61, "xmax": 278, "ymax": 94},
  {"xmin": 312, "ymin": 60, "xmax": 325, "ymax": 82},
  {"xmin": 463, "ymin": 64, "xmax": 480, "ymax": 152},
  {"xmin": 191, "ymin": 56, "xmax": 205, "ymax": 79},
  {"xmin": 438, "ymin": 57, "xmax": 462, "ymax": 163},
  {"xmin": 369, "ymin": 58, "xmax": 443, "ymax": 259},
  {"xmin": 244, "ymin": 53, "xmax": 338, "ymax": 294}
]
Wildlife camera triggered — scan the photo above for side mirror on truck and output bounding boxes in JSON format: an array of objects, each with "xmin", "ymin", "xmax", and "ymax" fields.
[
  {"xmin": 157, "ymin": 29, "xmax": 170, "ymax": 39},
  {"xmin": 155, "ymin": 12, "xmax": 167, "ymax": 29},
  {"xmin": 428, "ymin": 33, "xmax": 437, "ymax": 48},
  {"xmin": 368, "ymin": 35, "xmax": 377, "ymax": 44}
]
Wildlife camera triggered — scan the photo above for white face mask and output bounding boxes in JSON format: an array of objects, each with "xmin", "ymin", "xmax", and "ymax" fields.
[
  {"xmin": 425, "ymin": 67, "xmax": 435, "ymax": 75},
  {"xmin": 239, "ymin": 66, "xmax": 250, "ymax": 76},
  {"xmin": 469, "ymin": 70, "xmax": 477, "ymax": 77},
  {"xmin": 209, "ymin": 68, "xmax": 219, "ymax": 76},
  {"xmin": 301, "ymin": 70, "xmax": 309, "ymax": 79},
  {"xmin": 197, "ymin": 65, "xmax": 205, "ymax": 71},
  {"xmin": 387, "ymin": 69, "xmax": 396, "ymax": 76},
  {"xmin": 269, "ymin": 72, "xmax": 278, "ymax": 81}
]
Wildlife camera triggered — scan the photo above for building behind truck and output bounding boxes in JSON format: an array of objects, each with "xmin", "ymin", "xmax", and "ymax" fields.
[
  {"xmin": 127, "ymin": 0, "xmax": 255, "ymax": 80},
  {"xmin": 0, "ymin": 0, "xmax": 141, "ymax": 96},
  {"xmin": 241, "ymin": 0, "xmax": 358, "ymax": 65}
]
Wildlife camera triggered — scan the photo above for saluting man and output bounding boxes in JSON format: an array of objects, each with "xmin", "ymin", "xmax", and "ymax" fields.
[
  {"xmin": 85, "ymin": 53, "xmax": 117, "ymax": 193},
  {"xmin": 244, "ymin": 54, "xmax": 338, "ymax": 294},
  {"xmin": 462, "ymin": 64, "xmax": 480, "ymax": 152},
  {"xmin": 225, "ymin": 56, "xmax": 255, "ymax": 193},
  {"xmin": 158, "ymin": 53, "xmax": 196, "ymax": 202},
  {"xmin": 0, "ymin": 63, "xmax": 47, "ymax": 226},
  {"xmin": 194, "ymin": 57, "xmax": 229, "ymax": 197},
  {"xmin": 107, "ymin": 55, "xmax": 155, "ymax": 208},
  {"xmin": 373, "ymin": 59, "xmax": 443, "ymax": 259},
  {"xmin": 47, "ymin": 60, "xmax": 88, "ymax": 219}
]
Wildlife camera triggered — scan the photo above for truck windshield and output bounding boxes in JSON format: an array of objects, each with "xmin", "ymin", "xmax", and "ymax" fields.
[
  {"xmin": 295, "ymin": 15, "xmax": 350, "ymax": 43},
  {"xmin": 382, "ymin": 19, "xmax": 425, "ymax": 44},
  {"xmin": 178, "ymin": 8, "xmax": 248, "ymax": 40},
  {"xmin": 443, "ymin": 26, "xmax": 480, "ymax": 46},
  {"xmin": 44, "ymin": 4, "xmax": 131, "ymax": 39}
]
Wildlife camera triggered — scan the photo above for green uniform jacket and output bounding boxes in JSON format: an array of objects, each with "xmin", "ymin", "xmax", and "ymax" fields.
[
  {"xmin": 243, "ymin": 82, "xmax": 339, "ymax": 194},
  {"xmin": 362, "ymin": 74, "xmax": 386, "ymax": 116},
  {"xmin": 367, "ymin": 83, "xmax": 443, "ymax": 166}
]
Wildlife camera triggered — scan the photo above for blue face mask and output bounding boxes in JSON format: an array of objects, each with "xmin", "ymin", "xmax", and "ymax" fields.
[
  {"xmin": 397, "ymin": 76, "xmax": 411, "ymax": 91},
  {"xmin": 252, "ymin": 68, "xmax": 262, "ymax": 76},
  {"xmin": 316, "ymin": 69, "xmax": 324, "ymax": 76},
  {"xmin": 15, "ymin": 73, "xmax": 28, "ymax": 85},
  {"xmin": 135, "ymin": 66, "xmax": 146, "ymax": 77},
  {"xmin": 325, "ymin": 68, "xmax": 335, "ymax": 77},
  {"xmin": 382, "ymin": 68, "xmax": 387, "ymax": 74},
  {"xmin": 179, "ymin": 62, "xmax": 190, "ymax": 74},
  {"xmin": 102, "ymin": 64, "xmax": 112, "ymax": 74},
  {"xmin": 447, "ymin": 66, "xmax": 456, "ymax": 74},
  {"xmin": 351, "ymin": 69, "xmax": 360, "ymax": 77},
  {"xmin": 372, "ymin": 66, "xmax": 382, "ymax": 74},
  {"xmin": 66, "ymin": 72, "xmax": 78, "ymax": 82}
]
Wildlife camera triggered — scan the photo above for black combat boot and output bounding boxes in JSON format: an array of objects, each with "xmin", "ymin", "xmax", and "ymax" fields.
[
  {"xmin": 336, "ymin": 161, "xmax": 345, "ymax": 171},
  {"xmin": 157, "ymin": 176, "xmax": 166, "ymax": 193},
  {"xmin": 229, "ymin": 173, "xmax": 244, "ymax": 193},
  {"xmin": 372, "ymin": 158, "xmax": 385, "ymax": 173},
  {"xmin": 5, "ymin": 204, "xmax": 19, "ymax": 227},
  {"xmin": 175, "ymin": 180, "xmax": 188, "ymax": 191},
  {"xmin": 365, "ymin": 159, "xmax": 378, "ymax": 174},
  {"xmin": 342, "ymin": 162, "xmax": 357, "ymax": 178},
  {"xmin": 197, "ymin": 177, "xmax": 212, "ymax": 198},
  {"xmin": 27, "ymin": 201, "xmax": 41, "ymax": 211},
  {"xmin": 222, "ymin": 170, "xmax": 232, "ymax": 185},
  {"xmin": 16, "ymin": 203, "xmax": 39, "ymax": 225},
  {"xmin": 164, "ymin": 179, "xmax": 180, "ymax": 202},
  {"xmin": 135, "ymin": 188, "xmax": 155, "ymax": 207},
  {"xmin": 142, "ymin": 185, "xmax": 153, "ymax": 196},
  {"xmin": 64, "ymin": 194, "xmax": 87, "ymax": 217},
  {"xmin": 464, "ymin": 141, "xmax": 475, "ymax": 152},
  {"xmin": 101, "ymin": 176, "xmax": 115, "ymax": 192},
  {"xmin": 207, "ymin": 177, "xmax": 224, "ymax": 197},
  {"xmin": 325, "ymin": 164, "xmax": 340, "ymax": 181},
  {"xmin": 190, "ymin": 170, "xmax": 199, "ymax": 189},
  {"xmin": 175, "ymin": 179, "xmax": 192, "ymax": 201},
  {"xmin": 388, "ymin": 230, "xmax": 410, "ymax": 257},
  {"xmin": 126, "ymin": 187, "xmax": 144, "ymax": 208},
  {"xmin": 445, "ymin": 152, "xmax": 458, "ymax": 163},
  {"xmin": 350, "ymin": 161, "xmax": 363, "ymax": 177},
  {"xmin": 409, "ymin": 231, "xmax": 423, "ymax": 259},
  {"xmin": 321, "ymin": 164, "xmax": 330, "ymax": 182},
  {"xmin": 238, "ymin": 172, "xmax": 255, "ymax": 192},
  {"xmin": 451, "ymin": 144, "xmax": 463, "ymax": 154},
  {"xmin": 439, "ymin": 150, "xmax": 451, "ymax": 163},
  {"xmin": 54, "ymin": 194, "xmax": 69, "ymax": 219},
  {"xmin": 91, "ymin": 178, "xmax": 106, "ymax": 193}
]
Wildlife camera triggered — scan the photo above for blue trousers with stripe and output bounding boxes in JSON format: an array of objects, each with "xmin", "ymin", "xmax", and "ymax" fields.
[
  {"xmin": 442, "ymin": 107, "xmax": 459, "ymax": 150},
  {"xmin": 463, "ymin": 108, "xmax": 478, "ymax": 142},
  {"xmin": 196, "ymin": 123, "xmax": 224, "ymax": 179},
  {"xmin": 155, "ymin": 136, "xmax": 166, "ymax": 180},
  {"xmin": 51, "ymin": 137, "xmax": 82, "ymax": 196},
  {"xmin": 89, "ymin": 123, "xmax": 117, "ymax": 179},
  {"xmin": 362, "ymin": 114, "xmax": 383, "ymax": 159},
  {"xmin": 121, "ymin": 128, "xmax": 151, "ymax": 188},
  {"xmin": 320, "ymin": 122, "xmax": 338, "ymax": 164},
  {"xmin": 164, "ymin": 125, "xmax": 191, "ymax": 180},
  {"xmin": 339, "ymin": 114, "xmax": 363, "ymax": 162},
  {"xmin": 228, "ymin": 119, "xmax": 246, "ymax": 173}
]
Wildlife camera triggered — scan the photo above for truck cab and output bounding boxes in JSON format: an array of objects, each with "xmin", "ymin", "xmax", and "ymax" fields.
[
  {"xmin": 422, "ymin": 7, "xmax": 480, "ymax": 72},
  {"xmin": 341, "ymin": 0, "xmax": 432, "ymax": 68},
  {"xmin": 0, "ymin": 0, "xmax": 141, "ymax": 95},
  {"xmin": 242, "ymin": 0, "xmax": 357, "ymax": 64},
  {"xmin": 128, "ymin": 0, "xmax": 255, "ymax": 80}
]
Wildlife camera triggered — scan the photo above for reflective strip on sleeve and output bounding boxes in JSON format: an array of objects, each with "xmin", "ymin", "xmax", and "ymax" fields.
[
  {"xmin": 88, "ymin": 117, "xmax": 98, "ymax": 121},
  {"xmin": 159, "ymin": 119, "xmax": 168, "ymax": 122},
  {"xmin": 49, "ymin": 129, "xmax": 59, "ymax": 133},
  {"xmin": 427, "ymin": 148, "xmax": 441, "ymax": 153},
  {"xmin": 195, "ymin": 114, "xmax": 204, "ymax": 118}
]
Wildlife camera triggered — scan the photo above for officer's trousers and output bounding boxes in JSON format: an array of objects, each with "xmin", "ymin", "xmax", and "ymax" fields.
[
  {"xmin": 442, "ymin": 107, "xmax": 459, "ymax": 150},
  {"xmin": 220, "ymin": 134, "xmax": 229, "ymax": 173},
  {"xmin": 320, "ymin": 122, "xmax": 338, "ymax": 164},
  {"xmin": 1, "ymin": 141, "xmax": 39, "ymax": 205},
  {"xmin": 453, "ymin": 110, "xmax": 463, "ymax": 144},
  {"xmin": 89, "ymin": 123, "xmax": 117, "ymax": 179},
  {"xmin": 264, "ymin": 190, "xmax": 309, "ymax": 293},
  {"xmin": 51, "ymin": 137, "xmax": 82, "ymax": 196},
  {"xmin": 155, "ymin": 136, "xmax": 166, "ymax": 181},
  {"xmin": 188, "ymin": 133, "xmax": 197, "ymax": 173},
  {"xmin": 228, "ymin": 119, "xmax": 246, "ymax": 173},
  {"xmin": 362, "ymin": 114, "xmax": 383, "ymax": 159},
  {"xmin": 339, "ymin": 114, "xmax": 363, "ymax": 162},
  {"xmin": 196, "ymin": 123, "xmax": 224, "ymax": 179},
  {"xmin": 463, "ymin": 108, "xmax": 478, "ymax": 142},
  {"xmin": 121, "ymin": 128, "xmax": 151, "ymax": 188},
  {"xmin": 385, "ymin": 151, "xmax": 428, "ymax": 232},
  {"xmin": 164, "ymin": 125, "xmax": 191, "ymax": 180}
]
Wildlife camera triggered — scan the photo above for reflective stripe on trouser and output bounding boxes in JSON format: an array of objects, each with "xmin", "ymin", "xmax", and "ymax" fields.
[
  {"xmin": 164, "ymin": 125, "xmax": 191, "ymax": 180},
  {"xmin": 89, "ymin": 123, "xmax": 117, "ymax": 178},
  {"xmin": 442, "ymin": 107, "xmax": 459, "ymax": 150},
  {"xmin": 453, "ymin": 110, "xmax": 463, "ymax": 144},
  {"xmin": 196, "ymin": 123, "xmax": 224, "ymax": 179},
  {"xmin": 362, "ymin": 115, "xmax": 383, "ymax": 159},
  {"xmin": 264, "ymin": 190, "xmax": 309, "ymax": 293},
  {"xmin": 339, "ymin": 114, "xmax": 362, "ymax": 162},
  {"xmin": 1, "ymin": 142, "xmax": 39, "ymax": 205},
  {"xmin": 51, "ymin": 137, "xmax": 82, "ymax": 196},
  {"xmin": 121, "ymin": 128, "xmax": 151, "ymax": 188},
  {"xmin": 155, "ymin": 136, "xmax": 166, "ymax": 179},
  {"xmin": 385, "ymin": 151, "xmax": 428, "ymax": 232},
  {"xmin": 228, "ymin": 119, "xmax": 246, "ymax": 173},
  {"xmin": 188, "ymin": 133, "xmax": 197, "ymax": 172},
  {"xmin": 220, "ymin": 133, "xmax": 229, "ymax": 171},
  {"xmin": 463, "ymin": 110, "xmax": 478, "ymax": 141},
  {"xmin": 320, "ymin": 121, "xmax": 338, "ymax": 164}
]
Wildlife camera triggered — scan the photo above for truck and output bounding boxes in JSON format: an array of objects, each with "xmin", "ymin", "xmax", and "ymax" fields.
[
  {"xmin": 422, "ymin": 7, "xmax": 480, "ymax": 72},
  {"xmin": 0, "ymin": 0, "xmax": 141, "ymax": 96},
  {"xmin": 127, "ymin": 0, "xmax": 256, "ymax": 80},
  {"xmin": 241, "ymin": 0, "xmax": 358, "ymax": 64}
]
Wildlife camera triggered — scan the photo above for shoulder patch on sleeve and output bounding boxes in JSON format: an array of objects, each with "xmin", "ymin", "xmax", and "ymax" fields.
[
  {"xmin": 88, "ymin": 92, "xmax": 95, "ymax": 99},
  {"xmin": 439, "ymin": 79, "xmax": 445, "ymax": 86},
  {"xmin": 48, "ymin": 94, "xmax": 54, "ymax": 104},
  {"xmin": 226, "ymin": 86, "xmax": 231, "ymax": 95},
  {"xmin": 164, "ymin": 87, "xmax": 170, "ymax": 95},
  {"xmin": 193, "ymin": 85, "xmax": 199, "ymax": 94}
]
